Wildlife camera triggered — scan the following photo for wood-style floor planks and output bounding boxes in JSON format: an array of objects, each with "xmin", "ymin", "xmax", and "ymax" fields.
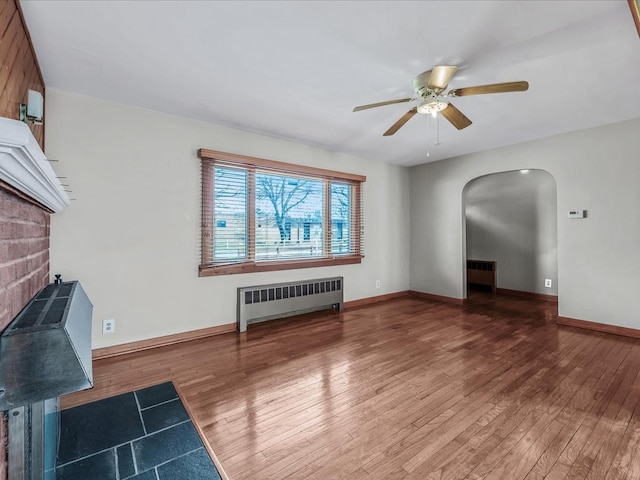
[{"xmin": 63, "ymin": 292, "xmax": 640, "ymax": 479}]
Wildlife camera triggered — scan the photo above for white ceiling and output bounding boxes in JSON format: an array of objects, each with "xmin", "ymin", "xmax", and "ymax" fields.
[{"xmin": 20, "ymin": 0, "xmax": 640, "ymax": 167}]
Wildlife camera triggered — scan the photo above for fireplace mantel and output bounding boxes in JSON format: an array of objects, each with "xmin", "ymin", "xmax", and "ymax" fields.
[{"xmin": 0, "ymin": 116, "xmax": 69, "ymax": 212}]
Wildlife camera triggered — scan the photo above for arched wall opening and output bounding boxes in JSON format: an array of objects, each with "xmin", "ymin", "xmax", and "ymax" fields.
[{"xmin": 462, "ymin": 169, "xmax": 558, "ymax": 299}]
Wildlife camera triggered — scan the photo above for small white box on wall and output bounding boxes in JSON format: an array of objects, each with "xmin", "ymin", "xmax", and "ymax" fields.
[{"xmin": 568, "ymin": 210, "xmax": 586, "ymax": 219}]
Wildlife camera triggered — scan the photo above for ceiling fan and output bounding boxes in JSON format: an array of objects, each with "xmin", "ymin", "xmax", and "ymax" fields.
[{"xmin": 353, "ymin": 66, "xmax": 529, "ymax": 136}]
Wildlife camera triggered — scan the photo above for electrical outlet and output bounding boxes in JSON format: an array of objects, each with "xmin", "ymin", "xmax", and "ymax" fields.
[
  {"xmin": 375, "ymin": 280, "xmax": 381, "ymax": 289},
  {"xmin": 103, "ymin": 319, "xmax": 115, "ymax": 334},
  {"xmin": 544, "ymin": 279, "xmax": 552, "ymax": 288}
]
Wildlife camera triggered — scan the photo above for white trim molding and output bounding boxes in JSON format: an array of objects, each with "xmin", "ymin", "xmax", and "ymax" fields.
[{"xmin": 0, "ymin": 117, "xmax": 69, "ymax": 212}]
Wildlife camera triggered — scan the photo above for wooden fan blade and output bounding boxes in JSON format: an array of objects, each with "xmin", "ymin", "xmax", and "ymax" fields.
[
  {"xmin": 353, "ymin": 98, "xmax": 413, "ymax": 112},
  {"xmin": 383, "ymin": 107, "xmax": 418, "ymax": 136},
  {"xmin": 440, "ymin": 103, "xmax": 472, "ymax": 130},
  {"xmin": 427, "ymin": 65, "xmax": 458, "ymax": 91},
  {"xmin": 448, "ymin": 81, "xmax": 529, "ymax": 97}
]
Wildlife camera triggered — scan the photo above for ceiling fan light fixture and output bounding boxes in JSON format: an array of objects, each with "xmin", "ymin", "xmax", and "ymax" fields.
[
  {"xmin": 352, "ymin": 65, "xmax": 527, "ymax": 136},
  {"xmin": 417, "ymin": 99, "xmax": 448, "ymax": 117}
]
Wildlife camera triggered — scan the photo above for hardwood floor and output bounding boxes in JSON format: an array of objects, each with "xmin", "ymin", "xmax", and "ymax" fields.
[{"xmin": 63, "ymin": 293, "xmax": 640, "ymax": 479}]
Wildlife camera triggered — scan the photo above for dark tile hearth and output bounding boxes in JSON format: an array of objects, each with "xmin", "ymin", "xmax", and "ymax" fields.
[
  {"xmin": 56, "ymin": 382, "xmax": 221, "ymax": 480},
  {"xmin": 133, "ymin": 420, "xmax": 203, "ymax": 472},
  {"xmin": 58, "ymin": 392, "xmax": 144, "ymax": 465},
  {"xmin": 141, "ymin": 398, "xmax": 190, "ymax": 434},
  {"xmin": 56, "ymin": 450, "xmax": 116, "ymax": 480},
  {"xmin": 117, "ymin": 444, "xmax": 136, "ymax": 479},
  {"xmin": 157, "ymin": 448, "xmax": 219, "ymax": 480},
  {"xmin": 135, "ymin": 382, "xmax": 181, "ymax": 409}
]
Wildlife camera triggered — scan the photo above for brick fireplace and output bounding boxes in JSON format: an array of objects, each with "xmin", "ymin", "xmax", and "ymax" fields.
[
  {"xmin": 0, "ymin": 114, "xmax": 69, "ymax": 479},
  {"xmin": 0, "ymin": 182, "xmax": 52, "ymax": 480},
  {"xmin": 0, "ymin": 184, "xmax": 51, "ymax": 331}
]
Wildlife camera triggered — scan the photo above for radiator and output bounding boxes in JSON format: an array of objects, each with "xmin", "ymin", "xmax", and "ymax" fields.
[
  {"xmin": 237, "ymin": 276, "xmax": 343, "ymax": 332},
  {"xmin": 467, "ymin": 259, "xmax": 497, "ymax": 292}
]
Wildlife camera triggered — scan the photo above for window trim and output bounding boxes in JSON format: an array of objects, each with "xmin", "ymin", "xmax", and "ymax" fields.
[{"xmin": 198, "ymin": 149, "xmax": 365, "ymax": 277}]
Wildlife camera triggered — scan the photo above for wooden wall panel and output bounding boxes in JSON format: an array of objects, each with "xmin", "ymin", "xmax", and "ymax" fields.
[{"xmin": 0, "ymin": 0, "xmax": 45, "ymax": 149}]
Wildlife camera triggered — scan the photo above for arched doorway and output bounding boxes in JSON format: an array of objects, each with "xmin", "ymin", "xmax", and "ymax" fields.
[{"xmin": 462, "ymin": 169, "xmax": 558, "ymax": 300}]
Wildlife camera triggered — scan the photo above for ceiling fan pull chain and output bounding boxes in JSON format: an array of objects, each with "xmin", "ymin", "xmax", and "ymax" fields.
[{"xmin": 426, "ymin": 115, "xmax": 431, "ymax": 157}]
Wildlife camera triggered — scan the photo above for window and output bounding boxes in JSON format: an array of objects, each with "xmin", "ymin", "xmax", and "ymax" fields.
[{"xmin": 199, "ymin": 149, "xmax": 365, "ymax": 276}]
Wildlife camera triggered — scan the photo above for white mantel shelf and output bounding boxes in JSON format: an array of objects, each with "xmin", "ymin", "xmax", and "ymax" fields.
[{"xmin": 0, "ymin": 117, "xmax": 69, "ymax": 212}]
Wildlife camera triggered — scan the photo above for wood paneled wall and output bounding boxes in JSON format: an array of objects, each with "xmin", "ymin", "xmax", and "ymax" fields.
[{"xmin": 0, "ymin": 0, "xmax": 45, "ymax": 149}]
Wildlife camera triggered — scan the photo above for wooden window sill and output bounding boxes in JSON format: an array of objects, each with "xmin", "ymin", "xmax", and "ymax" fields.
[{"xmin": 199, "ymin": 255, "xmax": 363, "ymax": 277}]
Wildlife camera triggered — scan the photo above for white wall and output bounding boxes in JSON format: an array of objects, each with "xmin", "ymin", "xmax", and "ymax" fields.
[
  {"xmin": 410, "ymin": 118, "xmax": 640, "ymax": 329},
  {"xmin": 45, "ymin": 89, "xmax": 411, "ymax": 348},
  {"xmin": 465, "ymin": 169, "xmax": 557, "ymax": 295}
]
